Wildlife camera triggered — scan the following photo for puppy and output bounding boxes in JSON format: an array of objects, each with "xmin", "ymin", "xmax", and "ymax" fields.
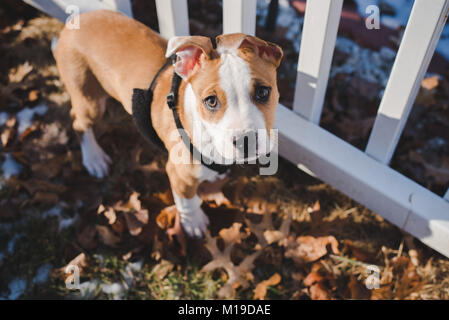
[{"xmin": 53, "ymin": 10, "xmax": 283, "ymax": 238}]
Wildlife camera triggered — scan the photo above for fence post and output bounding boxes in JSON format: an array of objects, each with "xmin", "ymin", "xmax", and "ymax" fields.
[
  {"xmin": 223, "ymin": 0, "xmax": 257, "ymax": 35},
  {"xmin": 366, "ymin": 0, "xmax": 449, "ymax": 164},
  {"xmin": 292, "ymin": 0, "xmax": 343, "ymax": 125},
  {"xmin": 155, "ymin": 0, "xmax": 190, "ymax": 39}
]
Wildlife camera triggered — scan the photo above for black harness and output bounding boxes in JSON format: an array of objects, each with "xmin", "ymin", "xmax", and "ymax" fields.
[{"xmin": 131, "ymin": 55, "xmax": 232, "ymax": 174}]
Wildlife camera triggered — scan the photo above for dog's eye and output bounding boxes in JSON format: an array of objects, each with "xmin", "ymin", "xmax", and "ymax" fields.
[
  {"xmin": 254, "ymin": 85, "xmax": 271, "ymax": 103},
  {"xmin": 203, "ymin": 95, "xmax": 219, "ymax": 111}
]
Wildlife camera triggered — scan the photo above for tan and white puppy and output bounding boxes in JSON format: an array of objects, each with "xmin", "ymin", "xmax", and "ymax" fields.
[{"xmin": 53, "ymin": 10, "xmax": 283, "ymax": 238}]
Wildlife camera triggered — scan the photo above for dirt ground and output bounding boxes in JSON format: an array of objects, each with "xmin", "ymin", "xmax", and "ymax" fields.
[{"xmin": 0, "ymin": 0, "xmax": 448, "ymax": 300}]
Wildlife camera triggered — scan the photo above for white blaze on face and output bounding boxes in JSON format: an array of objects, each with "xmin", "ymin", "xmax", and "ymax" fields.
[{"xmin": 204, "ymin": 51, "xmax": 268, "ymax": 161}]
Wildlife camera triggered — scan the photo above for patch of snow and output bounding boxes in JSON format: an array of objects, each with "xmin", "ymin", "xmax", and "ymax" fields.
[
  {"xmin": 94, "ymin": 254, "xmax": 105, "ymax": 267},
  {"xmin": 101, "ymin": 283, "xmax": 126, "ymax": 300},
  {"xmin": 331, "ymin": 37, "xmax": 396, "ymax": 86},
  {"xmin": 128, "ymin": 259, "xmax": 143, "ymax": 272},
  {"xmin": 79, "ymin": 280, "xmax": 100, "ymax": 299},
  {"xmin": 16, "ymin": 104, "xmax": 48, "ymax": 136},
  {"xmin": 257, "ymin": 0, "xmax": 304, "ymax": 52},
  {"xmin": 120, "ymin": 269, "xmax": 133, "ymax": 288},
  {"xmin": 0, "ymin": 112, "xmax": 9, "ymax": 126},
  {"xmin": 42, "ymin": 206, "xmax": 63, "ymax": 219},
  {"xmin": 2, "ymin": 153, "xmax": 23, "ymax": 179},
  {"xmin": 427, "ymin": 137, "xmax": 447, "ymax": 149},
  {"xmin": 436, "ymin": 37, "xmax": 449, "ymax": 62},
  {"xmin": 59, "ymin": 216, "xmax": 76, "ymax": 231},
  {"xmin": 8, "ymin": 278, "xmax": 27, "ymax": 300},
  {"xmin": 32, "ymin": 263, "xmax": 53, "ymax": 285},
  {"xmin": 7, "ymin": 234, "xmax": 21, "ymax": 255},
  {"xmin": 0, "ymin": 223, "xmax": 13, "ymax": 232},
  {"xmin": 42, "ymin": 205, "xmax": 77, "ymax": 231}
]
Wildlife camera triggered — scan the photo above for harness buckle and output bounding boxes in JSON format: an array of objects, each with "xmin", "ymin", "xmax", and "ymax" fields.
[{"xmin": 166, "ymin": 92, "xmax": 176, "ymax": 109}]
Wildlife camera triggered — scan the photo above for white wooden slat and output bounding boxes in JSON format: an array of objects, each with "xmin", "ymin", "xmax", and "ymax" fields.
[
  {"xmin": 22, "ymin": 0, "xmax": 133, "ymax": 22},
  {"xmin": 292, "ymin": 0, "xmax": 343, "ymax": 124},
  {"xmin": 366, "ymin": 0, "xmax": 449, "ymax": 164},
  {"xmin": 223, "ymin": 0, "xmax": 257, "ymax": 35},
  {"xmin": 275, "ymin": 103, "xmax": 449, "ymax": 258},
  {"xmin": 155, "ymin": 0, "xmax": 189, "ymax": 39},
  {"xmin": 105, "ymin": 0, "xmax": 133, "ymax": 17}
]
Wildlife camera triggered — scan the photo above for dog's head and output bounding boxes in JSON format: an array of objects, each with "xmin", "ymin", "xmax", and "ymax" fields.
[{"xmin": 166, "ymin": 33, "xmax": 283, "ymax": 163}]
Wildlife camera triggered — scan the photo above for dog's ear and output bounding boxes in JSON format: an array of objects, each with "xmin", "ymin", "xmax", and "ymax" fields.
[
  {"xmin": 216, "ymin": 34, "xmax": 283, "ymax": 68},
  {"xmin": 166, "ymin": 36, "xmax": 214, "ymax": 80}
]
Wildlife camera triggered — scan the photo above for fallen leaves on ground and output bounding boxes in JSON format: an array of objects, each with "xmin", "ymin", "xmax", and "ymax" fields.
[
  {"xmin": 254, "ymin": 273, "xmax": 281, "ymax": 300},
  {"xmin": 114, "ymin": 192, "xmax": 149, "ymax": 236},
  {"xmin": 1, "ymin": 1, "xmax": 449, "ymax": 301},
  {"xmin": 283, "ymin": 235, "xmax": 340, "ymax": 264},
  {"xmin": 201, "ymin": 223, "xmax": 261, "ymax": 298}
]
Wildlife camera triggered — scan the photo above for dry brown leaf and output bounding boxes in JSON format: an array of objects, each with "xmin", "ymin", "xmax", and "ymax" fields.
[
  {"xmin": 152, "ymin": 259, "xmax": 174, "ymax": 280},
  {"xmin": 9, "ymin": 62, "xmax": 33, "ymax": 83},
  {"xmin": 253, "ymin": 273, "xmax": 281, "ymax": 300},
  {"xmin": 0, "ymin": 201, "xmax": 16, "ymax": 221},
  {"xmin": 156, "ymin": 205, "xmax": 177, "ymax": 229},
  {"xmin": 30, "ymin": 191, "xmax": 59, "ymax": 206},
  {"xmin": 347, "ymin": 276, "xmax": 371, "ymax": 299},
  {"xmin": 197, "ymin": 176, "xmax": 232, "ymax": 207},
  {"xmin": 219, "ymin": 222, "xmax": 244, "ymax": 246},
  {"xmin": 31, "ymin": 155, "xmax": 66, "ymax": 179},
  {"xmin": 421, "ymin": 76, "xmax": 439, "ymax": 91},
  {"xmin": 1, "ymin": 117, "xmax": 16, "ymax": 147},
  {"xmin": 153, "ymin": 190, "xmax": 174, "ymax": 206},
  {"xmin": 28, "ymin": 89, "xmax": 39, "ymax": 102},
  {"xmin": 77, "ymin": 224, "xmax": 98, "ymax": 250},
  {"xmin": 409, "ymin": 151, "xmax": 449, "ymax": 185},
  {"xmin": 124, "ymin": 209, "xmax": 148, "ymax": 236},
  {"xmin": 110, "ymin": 214, "xmax": 127, "ymax": 235},
  {"xmin": 162, "ymin": 205, "xmax": 187, "ymax": 256},
  {"xmin": 96, "ymin": 225, "xmax": 121, "ymax": 247},
  {"xmin": 55, "ymin": 253, "xmax": 89, "ymax": 280},
  {"xmin": 245, "ymin": 211, "xmax": 273, "ymax": 248},
  {"xmin": 422, "ymin": 160, "xmax": 449, "ymax": 185},
  {"xmin": 131, "ymin": 146, "xmax": 165, "ymax": 176},
  {"xmin": 284, "ymin": 235, "xmax": 340, "ymax": 264},
  {"xmin": 309, "ymin": 282, "xmax": 332, "ymax": 300},
  {"xmin": 17, "ymin": 178, "xmax": 67, "ymax": 195},
  {"xmin": 263, "ymin": 213, "xmax": 292, "ymax": 245},
  {"xmin": 303, "ymin": 271, "xmax": 327, "ymax": 286},
  {"xmin": 115, "ymin": 192, "xmax": 149, "ymax": 236},
  {"xmin": 308, "ymin": 200, "xmax": 320, "ymax": 213},
  {"xmin": 97, "ymin": 204, "xmax": 117, "ymax": 225},
  {"xmin": 201, "ymin": 224, "xmax": 261, "ymax": 298},
  {"xmin": 343, "ymin": 239, "xmax": 376, "ymax": 263}
]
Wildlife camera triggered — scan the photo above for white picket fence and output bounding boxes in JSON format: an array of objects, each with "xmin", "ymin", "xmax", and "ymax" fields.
[{"xmin": 23, "ymin": 0, "xmax": 449, "ymax": 258}]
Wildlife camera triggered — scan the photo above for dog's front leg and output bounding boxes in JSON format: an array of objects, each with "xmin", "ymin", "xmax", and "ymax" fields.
[{"xmin": 166, "ymin": 160, "xmax": 209, "ymax": 238}]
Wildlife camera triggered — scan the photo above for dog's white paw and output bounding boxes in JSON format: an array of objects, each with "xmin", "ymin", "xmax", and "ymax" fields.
[
  {"xmin": 81, "ymin": 128, "xmax": 111, "ymax": 178},
  {"xmin": 179, "ymin": 207, "xmax": 210, "ymax": 238}
]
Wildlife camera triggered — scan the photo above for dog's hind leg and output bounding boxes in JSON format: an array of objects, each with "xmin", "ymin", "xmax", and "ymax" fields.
[
  {"xmin": 55, "ymin": 49, "xmax": 112, "ymax": 178},
  {"xmin": 71, "ymin": 90, "xmax": 112, "ymax": 178},
  {"xmin": 70, "ymin": 86, "xmax": 111, "ymax": 178},
  {"xmin": 80, "ymin": 125, "xmax": 111, "ymax": 179}
]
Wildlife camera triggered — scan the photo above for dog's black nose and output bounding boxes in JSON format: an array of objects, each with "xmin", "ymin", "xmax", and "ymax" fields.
[{"xmin": 233, "ymin": 131, "xmax": 258, "ymax": 158}]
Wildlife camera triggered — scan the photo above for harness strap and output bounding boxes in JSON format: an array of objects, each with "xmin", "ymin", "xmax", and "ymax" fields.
[
  {"xmin": 131, "ymin": 55, "xmax": 232, "ymax": 174},
  {"xmin": 131, "ymin": 56, "xmax": 174, "ymax": 150},
  {"xmin": 166, "ymin": 73, "xmax": 232, "ymax": 174}
]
